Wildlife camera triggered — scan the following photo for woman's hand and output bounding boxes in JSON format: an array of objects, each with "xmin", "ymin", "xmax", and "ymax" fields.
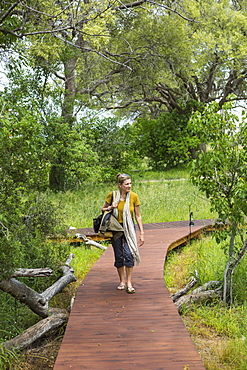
[{"xmin": 139, "ymin": 233, "xmax": 144, "ymax": 247}]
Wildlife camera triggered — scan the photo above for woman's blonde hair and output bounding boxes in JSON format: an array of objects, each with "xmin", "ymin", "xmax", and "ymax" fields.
[{"xmin": 116, "ymin": 173, "xmax": 131, "ymax": 184}]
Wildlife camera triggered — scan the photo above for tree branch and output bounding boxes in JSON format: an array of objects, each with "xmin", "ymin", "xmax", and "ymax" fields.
[
  {"xmin": 0, "ymin": 1, "xmax": 21, "ymax": 24},
  {"xmin": 12, "ymin": 268, "xmax": 53, "ymax": 278},
  {"xmin": 113, "ymin": 0, "xmax": 148, "ymax": 10},
  {"xmin": 114, "ymin": 0, "xmax": 200, "ymax": 23},
  {"xmin": 171, "ymin": 275, "xmax": 198, "ymax": 303},
  {"xmin": 147, "ymin": 1, "xmax": 200, "ymax": 23}
]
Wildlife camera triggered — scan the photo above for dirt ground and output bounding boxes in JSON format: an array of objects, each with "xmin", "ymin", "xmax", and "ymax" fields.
[{"xmin": 12, "ymin": 334, "xmax": 63, "ymax": 370}]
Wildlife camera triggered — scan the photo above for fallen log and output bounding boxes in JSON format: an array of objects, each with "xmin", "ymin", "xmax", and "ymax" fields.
[
  {"xmin": 0, "ymin": 253, "xmax": 76, "ymax": 318},
  {"xmin": 2, "ymin": 311, "xmax": 68, "ymax": 351},
  {"xmin": 0, "ymin": 278, "xmax": 49, "ymax": 318},
  {"xmin": 171, "ymin": 275, "xmax": 222, "ymax": 313},
  {"xmin": 175, "ymin": 288, "xmax": 222, "ymax": 313},
  {"xmin": 0, "ymin": 254, "xmax": 77, "ymax": 352}
]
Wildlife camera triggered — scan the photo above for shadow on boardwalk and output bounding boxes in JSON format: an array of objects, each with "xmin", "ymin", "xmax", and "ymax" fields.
[{"xmin": 54, "ymin": 220, "xmax": 213, "ymax": 370}]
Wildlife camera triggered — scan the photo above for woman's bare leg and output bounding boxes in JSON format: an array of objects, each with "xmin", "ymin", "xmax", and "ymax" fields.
[
  {"xmin": 126, "ymin": 267, "xmax": 135, "ymax": 292},
  {"xmin": 117, "ymin": 266, "xmax": 125, "ymax": 289}
]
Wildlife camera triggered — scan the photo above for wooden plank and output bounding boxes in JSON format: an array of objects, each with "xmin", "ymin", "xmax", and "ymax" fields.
[
  {"xmin": 54, "ymin": 223, "xmax": 207, "ymax": 370},
  {"xmin": 67, "ymin": 219, "xmax": 215, "ymax": 241}
]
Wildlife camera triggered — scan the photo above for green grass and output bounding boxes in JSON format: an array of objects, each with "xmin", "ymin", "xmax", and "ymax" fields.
[
  {"xmin": 132, "ymin": 164, "xmax": 190, "ymax": 181},
  {"xmin": 165, "ymin": 235, "xmax": 247, "ymax": 370},
  {"xmin": 70, "ymin": 245, "xmax": 105, "ymax": 281},
  {"xmin": 48, "ymin": 166, "xmax": 216, "ymax": 228}
]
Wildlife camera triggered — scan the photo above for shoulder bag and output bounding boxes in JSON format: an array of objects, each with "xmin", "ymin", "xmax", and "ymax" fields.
[{"xmin": 93, "ymin": 192, "xmax": 123, "ymax": 239}]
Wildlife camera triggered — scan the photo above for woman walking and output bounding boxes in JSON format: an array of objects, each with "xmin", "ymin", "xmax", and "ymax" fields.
[{"xmin": 102, "ymin": 173, "xmax": 144, "ymax": 293}]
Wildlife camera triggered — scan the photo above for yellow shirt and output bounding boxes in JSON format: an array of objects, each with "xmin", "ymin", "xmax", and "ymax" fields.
[{"xmin": 106, "ymin": 191, "xmax": 140, "ymax": 223}]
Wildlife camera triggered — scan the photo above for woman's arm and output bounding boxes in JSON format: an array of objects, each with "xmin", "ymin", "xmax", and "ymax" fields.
[
  {"xmin": 134, "ymin": 205, "xmax": 144, "ymax": 247},
  {"xmin": 101, "ymin": 201, "xmax": 118, "ymax": 212},
  {"xmin": 102, "ymin": 201, "xmax": 114, "ymax": 212}
]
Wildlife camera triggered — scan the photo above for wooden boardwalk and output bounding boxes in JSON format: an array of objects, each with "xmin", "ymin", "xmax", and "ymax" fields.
[{"xmin": 54, "ymin": 220, "xmax": 213, "ymax": 370}]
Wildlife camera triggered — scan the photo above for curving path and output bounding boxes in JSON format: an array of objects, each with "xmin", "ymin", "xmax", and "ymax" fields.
[{"xmin": 54, "ymin": 220, "xmax": 213, "ymax": 370}]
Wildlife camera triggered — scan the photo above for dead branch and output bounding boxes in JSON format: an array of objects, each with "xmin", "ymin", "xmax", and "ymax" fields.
[
  {"xmin": 40, "ymin": 253, "xmax": 76, "ymax": 303},
  {"xmin": 0, "ymin": 278, "xmax": 49, "ymax": 318},
  {"xmin": 76, "ymin": 233, "xmax": 107, "ymax": 250},
  {"xmin": 171, "ymin": 275, "xmax": 198, "ymax": 303},
  {"xmin": 192, "ymin": 281, "xmax": 222, "ymax": 294}
]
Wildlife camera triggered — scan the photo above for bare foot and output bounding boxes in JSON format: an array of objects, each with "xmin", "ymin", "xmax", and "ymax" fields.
[
  {"xmin": 126, "ymin": 286, "xmax": 135, "ymax": 294},
  {"xmin": 117, "ymin": 283, "xmax": 126, "ymax": 290}
]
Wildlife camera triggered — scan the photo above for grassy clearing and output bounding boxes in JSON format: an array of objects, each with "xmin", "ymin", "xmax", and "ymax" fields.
[
  {"xmin": 165, "ymin": 235, "xmax": 247, "ymax": 370},
  {"xmin": 48, "ymin": 165, "xmax": 216, "ymax": 228}
]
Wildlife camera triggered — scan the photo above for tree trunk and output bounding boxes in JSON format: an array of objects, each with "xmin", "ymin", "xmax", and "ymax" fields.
[
  {"xmin": 189, "ymin": 142, "xmax": 206, "ymax": 159},
  {"xmin": 223, "ymin": 221, "xmax": 237, "ymax": 305},
  {"xmin": 49, "ymin": 41, "xmax": 79, "ymax": 191},
  {"xmin": 223, "ymin": 261, "xmax": 234, "ymax": 305},
  {"xmin": 49, "ymin": 164, "xmax": 66, "ymax": 192},
  {"xmin": 223, "ymin": 237, "xmax": 247, "ymax": 304}
]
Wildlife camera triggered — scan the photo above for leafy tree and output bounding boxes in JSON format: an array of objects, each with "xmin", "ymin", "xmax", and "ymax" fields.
[
  {"xmin": 102, "ymin": 0, "xmax": 247, "ymax": 117},
  {"xmin": 1, "ymin": 67, "xmax": 100, "ymax": 190},
  {"xmin": 1, "ymin": 0, "xmax": 196, "ymax": 188},
  {"xmin": 46, "ymin": 118, "xmax": 100, "ymax": 190},
  {"xmin": 0, "ymin": 94, "xmax": 68, "ymax": 278},
  {"xmin": 3, "ymin": 0, "xmax": 247, "ymax": 116},
  {"xmin": 134, "ymin": 102, "xmax": 204, "ymax": 169},
  {"xmin": 190, "ymin": 99, "xmax": 247, "ymax": 304},
  {"xmin": 80, "ymin": 115, "xmax": 141, "ymax": 180},
  {"xmin": 4, "ymin": 0, "xmax": 247, "ymax": 189}
]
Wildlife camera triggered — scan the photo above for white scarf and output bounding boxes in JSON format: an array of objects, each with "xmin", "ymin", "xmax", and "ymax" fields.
[{"xmin": 113, "ymin": 190, "xmax": 141, "ymax": 265}]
